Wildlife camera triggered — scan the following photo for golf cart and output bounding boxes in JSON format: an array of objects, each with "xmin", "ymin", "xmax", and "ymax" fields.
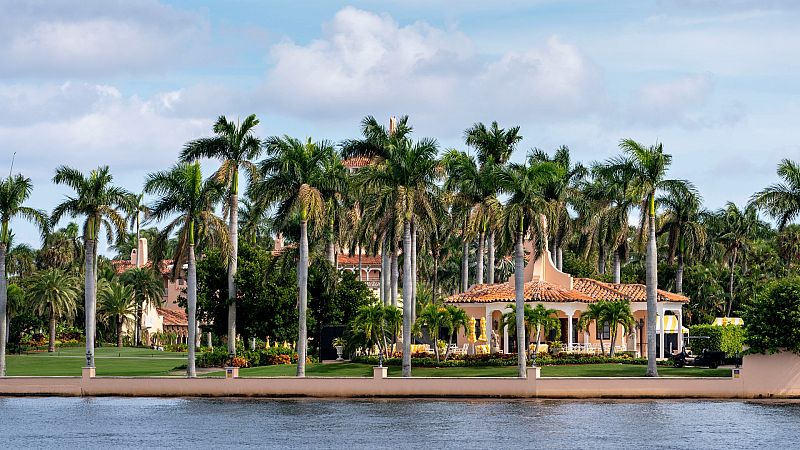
[{"xmin": 671, "ymin": 336, "xmax": 726, "ymax": 369}]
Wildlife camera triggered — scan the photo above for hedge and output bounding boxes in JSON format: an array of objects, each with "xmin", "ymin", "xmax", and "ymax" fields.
[
  {"xmin": 688, "ymin": 324, "xmax": 745, "ymax": 356},
  {"xmin": 197, "ymin": 346, "xmax": 299, "ymax": 368},
  {"xmin": 351, "ymin": 352, "xmax": 673, "ymax": 367}
]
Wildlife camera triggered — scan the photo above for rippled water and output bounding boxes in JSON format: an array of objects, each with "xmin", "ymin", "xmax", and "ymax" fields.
[{"xmin": 1, "ymin": 397, "xmax": 799, "ymax": 449}]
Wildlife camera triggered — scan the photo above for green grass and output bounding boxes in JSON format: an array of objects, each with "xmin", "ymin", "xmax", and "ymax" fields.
[
  {"xmin": 6, "ymin": 346, "xmax": 188, "ymax": 376},
  {"xmin": 205, "ymin": 363, "xmax": 731, "ymax": 378}
]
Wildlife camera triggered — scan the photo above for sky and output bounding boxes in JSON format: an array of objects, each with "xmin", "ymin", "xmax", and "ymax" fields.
[{"xmin": 1, "ymin": 0, "xmax": 799, "ymax": 252}]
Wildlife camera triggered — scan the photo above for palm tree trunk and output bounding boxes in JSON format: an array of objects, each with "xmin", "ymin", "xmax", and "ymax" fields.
[
  {"xmin": 117, "ymin": 316, "xmax": 123, "ymax": 349},
  {"xmin": 534, "ymin": 324, "xmax": 541, "ymax": 364},
  {"xmin": 477, "ymin": 231, "xmax": 485, "ymax": 284},
  {"xmin": 487, "ymin": 231, "xmax": 495, "ymax": 284},
  {"xmin": 461, "ymin": 238, "xmax": 469, "ymax": 292},
  {"xmin": 557, "ymin": 247, "xmax": 563, "ymax": 271},
  {"xmin": 187, "ymin": 244, "xmax": 197, "ymax": 378},
  {"xmin": 357, "ymin": 246, "xmax": 362, "ymax": 282},
  {"xmin": 613, "ymin": 249, "xmax": 621, "ymax": 284},
  {"xmin": 609, "ymin": 326, "xmax": 616, "ymax": 357},
  {"xmin": 598, "ymin": 245, "xmax": 606, "ymax": 275},
  {"xmin": 380, "ymin": 239, "xmax": 387, "ymax": 305},
  {"xmin": 0, "ymin": 243, "xmax": 7, "ymax": 376},
  {"xmin": 646, "ymin": 209, "xmax": 659, "ymax": 377},
  {"xmin": 599, "ymin": 330, "xmax": 605, "ymax": 356},
  {"xmin": 402, "ymin": 221, "xmax": 413, "ymax": 377},
  {"xmin": 297, "ymin": 220, "xmax": 309, "ymax": 377},
  {"xmin": 676, "ymin": 252, "xmax": 684, "ymax": 294},
  {"xmin": 85, "ymin": 238, "xmax": 96, "ymax": 368},
  {"xmin": 411, "ymin": 222, "xmax": 417, "ymax": 323},
  {"xmin": 514, "ymin": 230, "xmax": 526, "ymax": 377},
  {"xmin": 326, "ymin": 241, "xmax": 335, "ymax": 266},
  {"xmin": 227, "ymin": 191, "xmax": 239, "ymax": 356},
  {"xmin": 391, "ymin": 242, "xmax": 399, "ymax": 308},
  {"xmin": 432, "ymin": 250, "xmax": 440, "ymax": 299},
  {"xmin": 49, "ymin": 307, "xmax": 56, "ymax": 352},
  {"xmin": 727, "ymin": 248, "xmax": 738, "ymax": 317}
]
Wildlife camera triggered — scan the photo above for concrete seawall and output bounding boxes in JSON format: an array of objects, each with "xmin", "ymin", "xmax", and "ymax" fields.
[{"xmin": 2, "ymin": 353, "xmax": 798, "ymax": 399}]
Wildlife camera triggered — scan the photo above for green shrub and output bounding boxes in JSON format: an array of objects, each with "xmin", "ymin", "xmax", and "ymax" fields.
[
  {"xmin": 689, "ymin": 324, "xmax": 745, "ymax": 356},
  {"xmin": 743, "ymin": 277, "xmax": 800, "ymax": 354},
  {"xmin": 351, "ymin": 353, "xmax": 672, "ymax": 367}
]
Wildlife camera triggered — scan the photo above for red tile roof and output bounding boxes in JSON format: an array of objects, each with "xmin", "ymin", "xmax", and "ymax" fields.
[
  {"xmin": 606, "ymin": 283, "xmax": 690, "ymax": 303},
  {"xmin": 446, "ymin": 280, "xmax": 594, "ymax": 304},
  {"xmin": 337, "ymin": 254, "xmax": 381, "ymax": 266},
  {"xmin": 111, "ymin": 259, "xmax": 173, "ymax": 276},
  {"xmin": 343, "ymin": 157, "xmax": 371, "ymax": 169},
  {"xmin": 157, "ymin": 308, "xmax": 188, "ymax": 326},
  {"xmin": 573, "ymin": 278, "xmax": 630, "ymax": 301}
]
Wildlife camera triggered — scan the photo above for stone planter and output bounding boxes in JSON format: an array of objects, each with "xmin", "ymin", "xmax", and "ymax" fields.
[{"xmin": 335, "ymin": 345, "xmax": 344, "ymax": 361}]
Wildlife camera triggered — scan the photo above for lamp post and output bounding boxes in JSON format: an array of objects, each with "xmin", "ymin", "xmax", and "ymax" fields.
[{"xmin": 638, "ymin": 318, "xmax": 644, "ymax": 358}]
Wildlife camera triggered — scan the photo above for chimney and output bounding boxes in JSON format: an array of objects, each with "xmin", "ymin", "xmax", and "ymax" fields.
[
  {"xmin": 130, "ymin": 248, "xmax": 137, "ymax": 265},
  {"xmin": 389, "ymin": 116, "xmax": 397, "ymax": 135},
  {"xmin": 274, "ymin": 233, "xmax": 284, "ymax": 251},
  {"xmin": 138, "ymin": 238, "xmax": 148, "ymax": 266}
]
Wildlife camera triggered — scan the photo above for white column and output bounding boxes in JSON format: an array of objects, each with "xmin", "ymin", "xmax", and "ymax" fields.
[
  {"xmin": 364, "ymin": 269, "xmax": 369, "ymax": 282},
  {"xmin": 485, "ymin": 309, "xmax": 493, "ymax": 352},
  {"xmin": 503, "ymin": 324, "xmax": 509, "ymax": 354},
  {"xmin": 567, "ymin": 312, "xmax": 574, "ymax": 351},
  {"xmin": 677, "ymin": 309, "xmax": 683, "ymax": 352},
  {"xmin": 659, "ymin": 313, "xmax": 666, "ymax": 359}
]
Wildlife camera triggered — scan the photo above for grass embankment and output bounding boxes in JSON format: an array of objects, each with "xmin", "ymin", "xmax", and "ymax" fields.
[
  {"xmin": 204, "ymin": 363, "xmax": 731, "ymax": 378},
  {"xmin": 5, "ymin": 347, "xmax": 187, "ymax": 376}
]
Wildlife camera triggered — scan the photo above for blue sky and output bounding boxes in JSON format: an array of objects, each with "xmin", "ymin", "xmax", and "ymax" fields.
[{"xmin": 1, "ymin": 0, "xmax": 799, "ymax": 251}]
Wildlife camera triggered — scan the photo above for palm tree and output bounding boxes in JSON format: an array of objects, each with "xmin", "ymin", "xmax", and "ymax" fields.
[
  {"xmin": 526, "ymin": 304, "xmax": 561, "ymax": 365},
  {"xmin": 712, "ymin": 202, "xmax": 767, "ymax": 316},
  {"xmin": 603, "ymin": 301, "xmax": 635, "ymax": 357},
  {"xmin": 120, "ymin": 267, "xmax": 165, "ymax": 346},
  {"xmin": 351, "ymin": 303, "xmax": 388, "ymax": 356},
  {"xmin": 442, "ymin": 304, "xmax": 468, "ymax": 361},
  {"xmin": 98, "ymin": 281, "xmax": 136, "ymax": 348},
  {"xmin": 465, "ymin": 121, "xmax": 522, "ymax": 285},
  {"xmin": 0, "ymin": 174, "xmax": 48, "ymax": 375},
  {"xmin": 657, "ymin": 182, "xmax": 705, "ymax": 294},
  {"xmin": 127, "ymin": 193, "xmax": 150, "ymax": 263},
  {"xmin": 578, "ymin": 302, "xmax": 608, "ymax": 356},
  {"xmin": 500, "ymin": 159, "xmax": 560, "ymax": 377},
  {"xmin": 52, "ymin": 166, "xmax": 132, "ymax": 368},
  {"xmin": 27, "ymin": 268, "xmax": 79, "ymax": 352},
  {"xmin": 414, "ymin": 303, "xmax": 448, "ymax": 363},
  {"xmin": 144, "ymin": 161, "xmax": 229, "ymax": 378},
  {"xmin": 254, "ymin": 136, "xmax": 345, "ymax": 377},
  {"xmin": 615, "ymin": 139, "xmax": 681, "ymax": 377},
  {"xmin": 181, "ymin": 114, "xmax": 262, "ymax": 357},
  {"xmin": 750, "ymin": 159, "xmax": 800, "ymax": 229},
  {"xmin": 343, "ymin": 116, "xmax": 441, "ymax": 377}
]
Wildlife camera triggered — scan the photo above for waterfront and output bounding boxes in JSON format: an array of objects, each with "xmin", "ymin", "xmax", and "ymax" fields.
[{"xmin": 1, "ymin": 397, "xmax": 799, "ymax": 449}]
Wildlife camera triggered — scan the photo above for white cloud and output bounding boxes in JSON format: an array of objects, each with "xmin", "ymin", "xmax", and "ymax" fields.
[
  {"xmin": 0, "ymin": 0, "xmax": 209, "ymax": 77},
  {"xmin": 626, "ymin": 74, "xmax": 715, "ymax": 126},
  {"xmin": 260, "ymin": 7, "xmax": 605, "ymax": 127}
]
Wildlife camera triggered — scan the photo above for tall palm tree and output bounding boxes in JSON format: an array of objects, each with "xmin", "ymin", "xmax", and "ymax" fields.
[
  {"xmin": 144, "ymin": 161, "xmax": 229, "ymax": 378},
  {"xmin": 578, "ymin": 302, "xmax": 609, "ymax": 356},
  {"xmin": 711, "ymin": 202, "xmax": 767, "ymax": 316},
  {"xmin": 657, "ymin": 182, "xmax": 705, "ymax": 294},
  {"xmin": 127, "ymin": 193, "xmax": 150, "ymax": 263},
  {"xmin": 500, "ymin": 159, "xmax": 560, "ymax": 377},
  {"xmin": 614, "ymin": 139, "xmax": 681, "ymax": 377},
  {"xmin": 181, "ymin": 114, "xmax": 262, "ymax": 357},
  {"xmin": 603, "ymin": 301, "xmax": 635, "ymax": 357},
  {"xmin": 120, "ymin": 267, "xmax": 165, "ymax": 346},
  {"xmin": 52, "ymin": 166, "xmax": 132, "ymax": 368},
  {"xmin": 255, "ymin": 136, "xmax": 345, "ymax": 377},
  {"xmin": 27, "ymin": 268, "xmax": 79, "ymax": 352},
  {"xmin": 98, "ymin": 281, "xmax": 136, "ymax": 348},
  {"xmin": 343, "ymin": 116, "xmax": 441, "ymax": 377},
  {"xmin": 530, "ymin": 146, "xmax": 587, "ymax": 270},
  {"xmin": 0, "ymin": 174, "xmax": 48, "ymax": 375},
  {"xmin": 750, "ymin": 159, "xmax": 800, "ymax": 229}
]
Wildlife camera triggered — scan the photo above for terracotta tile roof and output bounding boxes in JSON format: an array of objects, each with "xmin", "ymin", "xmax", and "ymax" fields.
[
  {"xmin": 343, "ymin": 157, "xmax": 371, "ymax": 169},
  {"xmin": 606, "ymin": 283, "xmax": 690, "ymax": 303},
  {"xmin": 573, "ymin": 278, "xmax": 630, "ymax": 301},
  {"xmin": 111, "ymin": 259, "xmax": 173, "ymax": 276},
  {"xmin": 337, "ymin": 254, "xmax": 381, "ymax": 266},
  {"xmin": 445, "ymin": 280, "xmax": 594, "ymax": 304},
  {"xmin": 157, "ymin": 308, "xmax": 188, "ymax": 326}
]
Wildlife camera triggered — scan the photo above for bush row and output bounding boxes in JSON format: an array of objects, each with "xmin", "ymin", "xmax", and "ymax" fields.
[
  {"xmin": 197, "ymin": 346, "xmax": 300, "ymax": 368},
  {"xmin": 351, "ymin": 352, "xmax": 672, "ymax": 367},
  {"xmin": 688, "ymin": 324, "xmax": 745, "ymax": 356}
]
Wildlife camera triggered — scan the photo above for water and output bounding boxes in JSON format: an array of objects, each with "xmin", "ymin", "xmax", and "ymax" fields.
[{"xmin": 1, "ymin": 397, "xmax": 799, "ymax": 449}]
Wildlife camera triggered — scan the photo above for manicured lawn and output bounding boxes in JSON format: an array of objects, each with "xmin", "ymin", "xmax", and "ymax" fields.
[
  {"xmin": 5, "ymin": 347, "xmax": 188, "ymax": 376},
  {"xmin": 205, "ymin": 363, "xmax": 731, "ymax": 378}
]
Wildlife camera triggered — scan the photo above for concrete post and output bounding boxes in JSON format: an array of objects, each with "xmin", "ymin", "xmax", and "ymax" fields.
[
  {"xmin": 503, "ymin": 324, "xmax": 509, "ymax": 354},
  {"xmin": 373, "ymin": 366, "xmax": 388, "ymax": 379},
  {"xmin": 526, "ymin": 366, "xmax": 540, "ymax": 379},
  {"xmin": 677, "ymin": 310, "xmax": 684, "ymax": 352},
  {"xmin": 225, "ymin": 366, "xmax": 239, "ymax": 379},
  {"xmin": 82, "ymin": 366, "xmax": 95, "ymax": 380},
  {"xmin": 567, "ymin": 313, "xmax": 574, "ymax": 351}
]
